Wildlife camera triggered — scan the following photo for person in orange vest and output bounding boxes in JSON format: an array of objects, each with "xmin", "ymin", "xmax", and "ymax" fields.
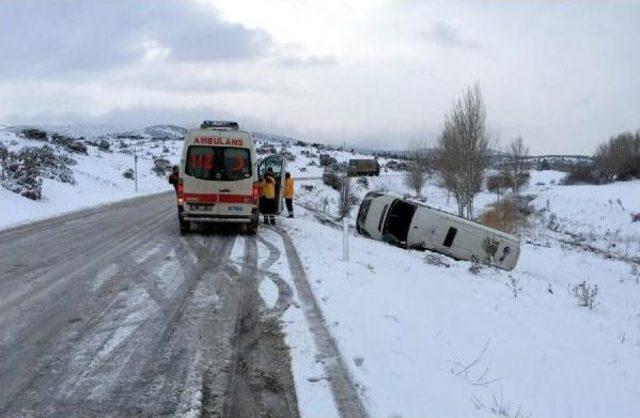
[
  {"xmin": 284, "ymin": 172, "xmax": 295, "ymax": 218},
  {"xmin": 262, "ymin": 169, "xmax": 277, "ymax": 225}
]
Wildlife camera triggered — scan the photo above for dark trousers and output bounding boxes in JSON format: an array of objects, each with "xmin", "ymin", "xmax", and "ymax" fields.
[
  {"xmin": 285, "ymin": 198, "xmax": 293, "ymax": 215},
  {"xmin": 261, "ymin": 198, "xmax": 276, "ymax": 223}
]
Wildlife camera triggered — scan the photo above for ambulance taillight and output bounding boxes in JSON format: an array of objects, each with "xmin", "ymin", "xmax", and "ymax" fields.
[
  {"xmin": 252, "ymin": 182, "xmax": 260, "ymax": 203},
  {"xmin": 177, "ymin": 178, "xmax": 185, "ymax": 206}
]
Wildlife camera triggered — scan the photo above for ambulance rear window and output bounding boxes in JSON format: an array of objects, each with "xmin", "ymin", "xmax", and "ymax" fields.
[
  {"xmin": 223, "ymin": 147, "xmax": 251, "ymax": 180},
  {"xmin": 186, "ymin": 146, "xmax": 251, "ymax": 181}
]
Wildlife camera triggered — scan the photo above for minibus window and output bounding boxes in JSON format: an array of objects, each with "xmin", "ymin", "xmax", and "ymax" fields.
[
  {"xmin": 378, "ymin": 204, "xmax": 389, "ymax": 232},
  {"xmin": 443, "ymin": 227, "xmax": 457, "ymax": 247},
  {"xmin": 356, "ymin": 197, "xmax": 373, "ymax": 235},
  {"xmin": 382, "ymin": 200, "xmax": 417, "ymax": 244}
]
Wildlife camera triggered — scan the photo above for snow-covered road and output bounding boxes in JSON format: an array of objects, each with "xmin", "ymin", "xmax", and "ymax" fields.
[{"xmin": 0, "ymin": 193, "xmax": 364, "ymax": 417}]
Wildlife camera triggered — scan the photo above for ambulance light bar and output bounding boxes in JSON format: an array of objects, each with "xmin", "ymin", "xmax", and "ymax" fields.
[{"xmin": 200, "ymin": 120, "xmax": 240, "ymax": 130}]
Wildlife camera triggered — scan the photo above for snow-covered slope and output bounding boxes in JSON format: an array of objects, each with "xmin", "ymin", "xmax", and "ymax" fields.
[
  {"xmin": 0, "ymin": 126, "xmax": 183, "ymax": 229},
  {"xmin": 284, "ymin": 170, "xmax": 640, "ymax": 418},
  {"xmin": 529, "ymin": 172, "xmax": 640, "ymax": 260}
]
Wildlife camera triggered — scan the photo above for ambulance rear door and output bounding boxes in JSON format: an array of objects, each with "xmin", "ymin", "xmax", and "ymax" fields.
[{"xmin": 258, "ymin": 155, "xmax": 286, "ymax": 214}]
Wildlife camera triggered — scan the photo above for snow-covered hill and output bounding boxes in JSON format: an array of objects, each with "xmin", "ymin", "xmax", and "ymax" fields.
[{"xmin": 0, "ymin": 125, "xmax": 186, "ymax": 228}]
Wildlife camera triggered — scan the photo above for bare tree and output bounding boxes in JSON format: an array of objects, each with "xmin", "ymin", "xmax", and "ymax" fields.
[
  {"xmin": 338, "ymin": 175, "xmax": 358, "ymax": 219},
  {"xmin": 508, "ymin": 136, "xmax": 529, "ymax": 194},
  {"xmin": 594, "ymin": 131, "xmax": 640, "ymax": 182},
  {"xmin": 403, "ymin": 141, "xmax": 430, "ymax": 197},
  {"xmin": 436, "ymin": 83, "xmax": 490, "ymax": 219}
]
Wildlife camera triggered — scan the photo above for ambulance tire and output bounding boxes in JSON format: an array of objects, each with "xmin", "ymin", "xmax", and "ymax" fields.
[
  {"xmin": 247, "ymin": 214, "xmax": 259, "ymax": 235},
  {"xmin": 179, "ymin": 219, "xmax": 191, "ymax": 235}
]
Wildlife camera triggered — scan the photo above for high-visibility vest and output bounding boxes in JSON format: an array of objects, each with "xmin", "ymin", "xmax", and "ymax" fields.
[
  {"xmin": 263, "ymin": 177, "xmax": 276, "ymax": 199},
  {"xmin": 258, "ymin": 179, "xmax": 266, "ymax": 196},
  {"xmin": 284, "ymin": 178, "xmax": 294, "ymax": 199}
]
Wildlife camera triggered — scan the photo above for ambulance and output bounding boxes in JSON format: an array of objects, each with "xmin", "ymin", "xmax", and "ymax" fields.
[{"xmin": 176, "ymin": 121, "xmax": 285, "ymax": 234}]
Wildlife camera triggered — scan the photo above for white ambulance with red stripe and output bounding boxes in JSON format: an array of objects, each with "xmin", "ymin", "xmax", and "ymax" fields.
[{"xmin": 176, "ymin": 121, "xmax": 285, "ymax": 234}]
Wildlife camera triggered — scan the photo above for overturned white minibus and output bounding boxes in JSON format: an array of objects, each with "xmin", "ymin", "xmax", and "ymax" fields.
[{"xmin": 356, "ymin": 192, "xmax": 520, "ymax": 270}]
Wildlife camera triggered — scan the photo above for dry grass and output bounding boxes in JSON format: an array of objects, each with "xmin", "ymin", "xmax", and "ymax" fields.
[{"xmin": 478, "ymin": 198, "xmax": 529, "ymax": 234}]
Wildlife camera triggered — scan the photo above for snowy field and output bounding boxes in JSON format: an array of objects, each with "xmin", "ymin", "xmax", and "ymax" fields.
[{"xmin": 283, "ymin": 171, "xmax": 640, "ymax": 418}]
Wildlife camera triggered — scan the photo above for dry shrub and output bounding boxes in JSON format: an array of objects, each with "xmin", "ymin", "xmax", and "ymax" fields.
[
  {"xmin": 478, "ymin": 198, "xmax": 530, "ymax": 233},
  {"xmin": 487, "ymin": 171, "xmax": 530, "ymax": 193},
  {"xmin": 338, "ymin": 176, "xmax": 358, "ymax": 219},
  {"xmin": 322, "ymin": 169, "xmax": 342, "ymax": 190},
  {"xmin": 486, "ymin": 172, "xmax": 510, "ymax": 193},
  {"xmin": 572, "ymin": 281, "xmax": 598, "ymax": 309},
  {"xmin": 562, "ymin": 165, "xmax": 602, "ymax": 185}
]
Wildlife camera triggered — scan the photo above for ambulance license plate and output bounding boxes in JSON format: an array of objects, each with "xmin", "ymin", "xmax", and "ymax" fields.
[{"xmin": 190, "ymin": 204, "xmax": 213, "ymax": 211}]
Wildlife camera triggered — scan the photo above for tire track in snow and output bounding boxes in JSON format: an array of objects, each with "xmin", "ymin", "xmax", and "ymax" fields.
[
  {"xmin": 273, "ymin": 226, "xmax": 370, "ymax": 418},
  {"xmin": 220, "ymin": 235, "xmax": 300, "ymax": 418},
  {"xmin": 103, "ymin": 234, "xmax": 236, "ymax": 416},
  {"xmin": 257, "ymin": 234, "xmax": 295, "ymax": 317}
]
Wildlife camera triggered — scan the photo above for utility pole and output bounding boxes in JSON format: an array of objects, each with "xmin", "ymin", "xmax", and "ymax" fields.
[
  {"xmin": 134, "ymin": 153, "xmax": 138, "ymax": 194},
  {"xmin": 343, "ymin": 217, "xmax": 349, "ymax": 262}
]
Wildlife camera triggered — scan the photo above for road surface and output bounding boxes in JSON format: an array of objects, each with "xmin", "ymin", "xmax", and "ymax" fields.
[{"xmin": 0, "ymin": 193, "xmax": 367, "ymax": 417}]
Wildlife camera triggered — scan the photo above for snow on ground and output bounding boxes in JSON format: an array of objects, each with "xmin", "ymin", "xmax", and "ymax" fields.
[
  {"xmin": 527, "ymin": 171, "xmax": 640, "ymax": 259},
  {"xmin": 285, "ymin": 170, "xmax": 640, "ymax": 418}
]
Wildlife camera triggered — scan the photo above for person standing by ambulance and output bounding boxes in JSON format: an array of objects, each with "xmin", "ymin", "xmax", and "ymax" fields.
[
  {"xmin": 168, "ymin": 166, "xmax": 179, "ymax": 192},
  {"xmin": 283, "ymin": 172, "xmax": 295, "ymax": 218},
  {"xmin": 262, "ymin": 169, "xmax": 277, "ymax": 225}
]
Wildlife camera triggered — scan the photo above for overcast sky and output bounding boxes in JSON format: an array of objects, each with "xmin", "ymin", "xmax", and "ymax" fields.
[{"xmin": 1, "ymin": 0, "xmax": 639, "ymax": 153}]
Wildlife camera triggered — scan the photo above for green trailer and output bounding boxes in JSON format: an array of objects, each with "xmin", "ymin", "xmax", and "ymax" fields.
[{"xmin": 347, "ymin": 159, "xmax": 380, "ymax": 177}]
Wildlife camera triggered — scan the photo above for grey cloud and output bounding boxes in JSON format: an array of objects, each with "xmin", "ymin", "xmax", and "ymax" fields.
[
  {"xmin": 421, "ymin": 22, "xmax": 480, "ymax": 49},
  {"xmin": 0, "ymin": 0, "xmax": 271, "ymax": 77},
  {"xmin": 3, "ymin": 105, "xmax": 231, "ymax": 130},
  {"xmin": 273, "ymin": 54, "xmax": 337, "ymax": 67},
  {"xmin": 3, "ymin": 105, "xmax": 299, "ymax": 138},
  {"xmin": 125, "ymin": 70, "xmax": 301, "ymax": 96}
]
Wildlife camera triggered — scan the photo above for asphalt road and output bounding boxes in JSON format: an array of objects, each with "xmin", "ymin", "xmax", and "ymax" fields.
[{"xmin": 0, "ymin": 192, "xmax": 368, "ymax": 418}]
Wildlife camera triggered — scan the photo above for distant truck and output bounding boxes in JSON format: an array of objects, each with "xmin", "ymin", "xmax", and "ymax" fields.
[
  {"xmin": 347, "ymin": 159, "xmax": 380, "ymax": 177},
  {"xmin": 356, "ymin": 192, "xmax": 520, "ymax": 270}
]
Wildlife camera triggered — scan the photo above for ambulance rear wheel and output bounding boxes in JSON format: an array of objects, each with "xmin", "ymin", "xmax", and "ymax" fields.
[
  {"xmin": 179, "ymin": 219, "xmax": 191, "ymax": 235},
  {"xmin": 247, "ymin": 215, "xmax": 259, "ymax": 235}
]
